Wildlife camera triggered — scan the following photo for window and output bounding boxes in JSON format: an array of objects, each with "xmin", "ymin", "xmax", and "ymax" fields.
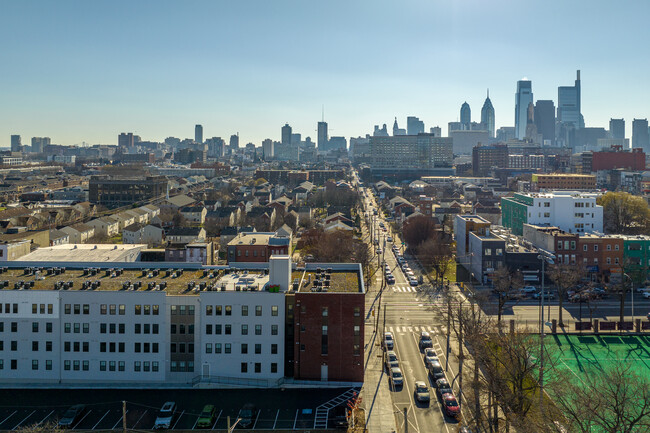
[
  {"xmin": 100, "ymin": 323, "xmax": 107, "ymax": 334},
  {"xmin": 241, "ymin": 305, "xmax": 248, "ymax": 316},
  {"xmin": 215, "ymin": 343, "xmax": 222, "ymax": 354},
  {"xmin": 484, "ymin": 248, "xmax": 492, "ymax": 256},
  {"xmin": 354, "ymin": 344, "xmax": 360, "ymax": 355},
  {"xmin": 179, "ymin": 324, "xmax": 186, "ymax": 334},
  {"xmin": 144, "ymin": 324, "xmax": 150, "ymax": 334},
  {"xmin": 46, "ymin": 341, "xmax": 52, "ymax": 352},
  {"xmin": 109, "ymin": 305, "xmax": 116, "ymax": 315},
  {"xmin": 544, "ymin": 212, "xmax": 550, "ymax": 218},
  {"xmin": 135, "ymin": 305, "xmax": 141, "ymax": 315},
  {"xmin": 225, "ymin": 305, "xmax": 232, "ymax": 316},
  {"xmin": 272, "ymin": 306, "xmax": 278, "ymax": 316},
  {"xmin": 84, "ymin": 342, "xmax": 89, "ymax": 352},
  {"xmin": 189, "ymin": 324, "xmax": 194, "ymax": 334},
  {"xmin": 241, "ymin": 344, "xmax": 248, "ymax": 354},
  {"xmin": 179, "ymin": 343, "xmax": 186, "ymax": 353},
  {"xmin": 255, "ymin": 325, "xmax": 262, "ymax": 335},
  {"xmin": 242, "ymin": 325, "xmax": 248, "ymax": 335},
  {"xmin": 153, "ymin": 362, "xmax": 159, "ymax": 372},
  {"xmin": 32, "ymin": 341, "xmax": 38, "ymax": 351},
  {"xmin": 119, "ymin": 304, "xmax": 125, "ymax": 315},
  {"xmin": 206, "ymin": 324, "xmax": 212, "ymax": 334},
  {"xmin": 74, "ymin": 304, "xmax": 80, "ymax": 314},
  {"xmin": 64, "ymin": 304, "xmax": 71, "ymax": 314},
  {"xmin": 135, "ymin": 324, "xmax": 141, "ymax": 334},
  {"xmin": 206, "ymin": 305, "xmax": 213, "ymax": 315},
  {"xmin": 171, "ymin": 324, "xmax": 176, "ymax": 334},
  {"xmin": 615, "ymin": 244, "xmax": 620, "ymax": 251},
  {"xmin": 153, "ymin": 324, "xmax": 159, "ymax": 334},
  {"xmin": 225, "ymin": 325, "xmax": 231, "ymax": 335},
  {"xmin": 271, "ymin": 363, "xmax": 278, "ymax": 373},
  {"xmin": 153, "ymin": 305, "xmax": 159, "ymax": 315},
  {"xmin": 64, "ymin": 360, "xmax": 71, "ymax": 371},
  {"xmin": 10, "ymin": 322, "xmax": 16, "ymax": 332},
  {"xmin": 354, "ymin": 325, "xmax": 360, "ymax": 336},
  {"xmin": 583, "ymin": 244, "xmax": 588, "ymax": 251},
  {"xmin": 171, "ymin": 305, "xmax": 177, "ymax": 315},
  {"xmin": 271, "ymin": 325, "xmax": 278, "ymax": 335},
  {"xmin": 109, "ymin": 323, "xmax": 115, "ymax": 334},
  {"xmin": 271, "ymin": 344, "xmax": 278, "ymax": 354},
  {"xmin": 616, "ymin": 258, "xmax": 619, "ymax": 264},
  {"xmin": 241, "ymin": 362, "xmax": 248, "ymax": 373},
  {"xmin": 64, "ymin": 341, "xmax": 71, "ymax": 352},
  {"xmin": 48, "ymin": 304, "xmax": 53, "ymax": 314},
  {"xmin": 607, "ymin": 244, "xmax": 612, "ymax": 251},
  {"xmin": 73, "ymin": 360, "xmax": 80, "ymax": 371},
  {"xmin": 46, "ymin": 360, "xmax": 52, "ymax": 370},
  {"xmin": 216, "ymin": 305, "xmax": 222, "ymax": 315},
  {"xmin": 607, "ymin": 257, "xmax": 611, "ymax": 264},
  {"xmin": 188, "ymin": 306, "xmax": 195, "ymax": 315},
  {"xmin": 225, "ymin": 343, "xmax": 231, "ymax": 354},
  {"xmin": 32, "ymin": 304, "xmax": 37, "ymax": 314},
  {"xmin": 109, "ymin": 361, "xmax": 116, "ymax": 371},
  {"xmin": 64, "ymin": 323, "xmax": 71, "ymax": 333},
  {"xmin": 215, "ymin": 324, "xmax": 222, "ymax": 335},
  {"xmin": 255, "ymin": 343, "xmax": 261, "ymax": 354},
  {"xmin": 135, "ymin": 343, "xmax": 141, "ymax": 353},
  {"xmin": 83, "ymin": 304, "xmax": 89, "ymax": 315},
  {"xmin": 179, "ymin": 305, "xmax": 186, "ymax": 315},
  {"xmin": 144, "ymin": 305, "xmax": 151, "ymax": 315},
  {"xmin": 134, "ymin": 361, "xmax": 141, "ymax": 372},
  {"xmin": 255, "ymin": 363, "xmax": 261, "ymax": 373},
  {"xmin": 74, "ymin": 342, "xmax": 80, "ymax": 352},
  {"xmin": 32, "ymin": 322, "xmax": 38, "ymax": 333},
  {"xmin": 255, "ymin": 305, "xmax": 262, "ymax": 316},
  {"xmin": 100, "ymin": 361, "xmax": 106, "ymax": 371},
  {"xmin": 83, "ymin": 323, "xmax": 89, "ymax": 333},
  {"xmin": 46, "ymin": 322, "xmax": 52, "ymax": 333},
  {"xmin": 594, "ymin": 245, "xmax": 599, "ymax": 252},
  {"xmin": 118, "ymin": 361, "xmax": 125, "ymax": 372},
  {"xmin": 206, "ymin": 343, "xmax": 212, "ymax": 354},
  {"xmin": 143, "ymin": 362, "xmax": 150, "ymax": 372},
  {"xmin": 10, "ymin": 359, "xmax": 16, "ymax": 370},
  {"xmin": 354, "ymin": 307, "xmax": 360, "ymax": 317}
]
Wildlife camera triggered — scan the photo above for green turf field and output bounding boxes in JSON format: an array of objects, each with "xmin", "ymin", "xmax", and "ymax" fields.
[{"xmin": 545, "ymin": 334, "xmax": 650, "ymax": 380}]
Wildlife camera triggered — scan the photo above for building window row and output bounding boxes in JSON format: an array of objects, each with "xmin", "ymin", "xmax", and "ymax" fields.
[
  {"xmin": 63, "ymin": 323, "xmax": 90, "ymax": 334},
  {"xmin": 100, "ymin": 304, "xmax": 126, "ymax": 315},
  {"xmin": 170, "ymin": 361, "xmax": 194, "ymax": 372},
  {"xmin": 170, "ymin": 343, "xmax": 194, "ymax": 353},
  {"xmin": 170, "ymin": 305, "xmax": 195, "ymax": 315},
  {"xmin": 205, "ymin": 305, "xmax": 278, "ymax": 317},
  {"xmin": 240, "ymin": 362, "xmax": 277, "ymax": 374},
  {"xmin": 0, "ymin": 304, "xmax": 19, "ymax": 314},
  {"xmin": 134, "ymin": 304, "xmax": 159, "ymax": 315},
  {"xmin": 170, "ymin": 324, "xmax": 195, "ymax": 334},
  {"xmin": 205, "ymin": 343, "xmax": 277, "ymax": 355},
  {"xmin": 205, "ymin": 324, "xmax": 277, "ymax": 336},
  {"xmin": 31, "ymin": 304, "xmax": 54, "ymax": 315}
]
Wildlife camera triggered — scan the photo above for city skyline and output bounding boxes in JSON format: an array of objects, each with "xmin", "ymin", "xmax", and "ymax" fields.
[{"xmin": 2, "ymin": 0, "xmax": 650, "ymax": 146}]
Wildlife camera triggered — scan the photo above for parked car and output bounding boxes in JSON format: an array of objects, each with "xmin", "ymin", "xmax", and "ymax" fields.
[
  {"xmin": 423, "ymin": 348, "xmax": 438, "ymax": 367},
  {"xmin": 442, "ymin": 394, "xmax": 460, "ymax": 418},
  {"xmin": 329, "ymin": 405, "xmax": 349, "ymax": 429},
  {"xmin": 436, "ymin": 378, "xmax": 452, "ymax": 397},
  {"xmin": 643, "ymin": 291, "xmax": 650, "ymax": 299},
  {"xmin": 383, "ymin": 332, "xmax": 394, "ymax": 350},
  {"xmin": 409, "ymin": 277, "xmax": 419, "ymax": 287},
  {"xmin": 414, "ymin": 381, "xmax": 430, "ymax": 403},
  {"xmin": 419, "ymin": 331, "xmax": 433, "ymax": 350},
  {"xmin": 387, "ymin": 236, "xmax": 393, "ymax": 243},
  {"xmin": 386, "ymin": 275, "xmax": 396, "ymax": 284},
  {"xmin": 385, "ymin": 350, "xmax": 399, "ymax": 370},
  {"xmin": 58, "ymin": 405, "xmax": 86, "ymax": 428},
  {"xmin": 520, "ymin": 286, "xmax": 538, "ymax": 296},
  {"xmin": 154, "ymin": 402, "xmax": 177, "ymax": 430},
  {"xmin": 239, "ymin": 403, "xmax": 258, "ymax": 428},
  {"xmin": 533, "ymin": 291, "xmax": 556, "ymax": 300},
  {"xmin": 390, "ymin": 367, "xmax": 404, "ymax": 387},
  {"xmin": 196, "ymin": 405, "xmax": 216, "ymax": 429},
  {"xmin": 428, "ymin": 360, "xmax": 445, "ymax": 380}
]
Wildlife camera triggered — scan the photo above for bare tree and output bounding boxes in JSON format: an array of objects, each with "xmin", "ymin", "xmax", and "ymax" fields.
[
  {"xmin": 547, "ymin": 263, "xmax": 583, "ymax": 327},
  {"xmin": 17, "ymin": 422, "xmax": 65, "ymax": 433},
  {"xmin": 550, "ymin": 364, "xmax": 650, "ymax": 433},
  {"xmin": 417, "ymin": 231, "xmax": 452, "ymax": 288},
  {"xmin": 491, "ymin": 266, "xmax": 524, "ymax": 330}
]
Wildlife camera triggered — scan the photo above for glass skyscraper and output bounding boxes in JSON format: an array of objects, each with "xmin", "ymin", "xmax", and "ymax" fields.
[
  {"xmin": 515, "ymin": 80, "xmax": 533, "ymax": 139},
  {"xmin": 480, "ymin": 90, "xmax": 495, "ymax": 138}
]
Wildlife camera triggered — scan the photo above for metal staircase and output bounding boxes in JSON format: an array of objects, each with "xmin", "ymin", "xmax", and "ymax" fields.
[{"xmin": 313, "ymin": 388, "xmax": 359, "ymax": 429}]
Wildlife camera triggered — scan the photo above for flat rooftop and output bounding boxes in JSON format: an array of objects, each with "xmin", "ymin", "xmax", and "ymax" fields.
[
  {"xmin": 20, "ymin": 244, "xmax": 148, "ymax": 262},
  {"xmin": 292, "ymin": 269, "xmax": 361, "ymax": 293},
  {"xmin": 0, "ymin": 267, "xmax": 271, "ymax": 295}
]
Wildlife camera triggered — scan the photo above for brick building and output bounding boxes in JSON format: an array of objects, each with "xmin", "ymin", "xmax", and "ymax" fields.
[{"xmin": 227, "ymin": 231, "xmax": 291, "ymax": 263}]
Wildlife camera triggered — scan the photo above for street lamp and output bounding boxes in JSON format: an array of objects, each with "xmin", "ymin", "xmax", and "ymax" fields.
[{"xmin": 537, "ymin": 250, "xmax": 555, "ymax": 416}]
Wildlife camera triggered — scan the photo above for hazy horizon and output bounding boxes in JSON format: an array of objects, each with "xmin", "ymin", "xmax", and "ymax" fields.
[{"xmin": 2, "ymin": 0, "xmax": 649, "ymax": 146}]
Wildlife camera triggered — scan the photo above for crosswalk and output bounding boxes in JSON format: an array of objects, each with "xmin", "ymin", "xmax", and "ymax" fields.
[
  {"xmin": 391, "ymin": 285, "xmax": 418, "ymax": 293},
  {"xmin": 385, "ymin": 325, "xmax": 441, "ymax": 334}
]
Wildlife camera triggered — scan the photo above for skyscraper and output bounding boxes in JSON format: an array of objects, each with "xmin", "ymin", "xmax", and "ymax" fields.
[
  {"xmin": 31, "ymin": 137, "xmax": 50, "ymax": 153},
  {"xmin": 460, "ymin": 102, "xmax": 471, "ymax": 130},
  {"xmin": 118, "ymin": 132, "xmax": 134, "ymax": 147},
  {"xmin": 515, "ymin": 79, "xmax": 533, "ymax": 139},
  {"xmin": 317, "ymin": 121, "xmax": 328, "ymax": 151},
  {"xmin": 407, "ymin": 116, "xmax": 425, "ymax": 135},
  {"xmin": 632, "ymin": 119, "xmax": 649, "ymax": 151},
  {"xmin": 229, "ymin": 134, "xmax": 239, "ymax": 150},
  {"xmin": 195, "ymin": 124, "xmax": 203, "ymax": 144},
  {"xmin": 557, "ymin": 70, "xmax": 584, "ymax": 129},
  {"xmin": 480, "ymin": 91, "xmax": 495, "ymax": 138},
  {"xmin": 281, "ymin": 124, "xmax": 292, "ymax": 145},
  {"xmin": 609, "ymin": 118, "xmax": 625, "ymax": 140},
  {"xmin": 392, "ymin": 118, "xmax": 406, "ymax": 135},
  {"xmin": 534, "ymin": 100, "xmax": 555, "ymax": 145},
  {"xmin": 10, "ymin": 135, "xmax": 21, "ymax": 152}
]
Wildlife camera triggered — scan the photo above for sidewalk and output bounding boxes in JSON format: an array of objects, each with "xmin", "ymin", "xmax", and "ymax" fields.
[{"xmin": 361, "ymin": 281, "xmax": 397, "ymax": 433}]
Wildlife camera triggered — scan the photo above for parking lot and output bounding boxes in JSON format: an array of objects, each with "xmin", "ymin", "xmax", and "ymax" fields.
[{"xmin": 0, "ymin": 388, "xmax": 357, "ymax": 431}]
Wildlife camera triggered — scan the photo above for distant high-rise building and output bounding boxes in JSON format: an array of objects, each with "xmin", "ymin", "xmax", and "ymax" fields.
[
  {"xmin": 373, "ymin": 124, "xmax": 389, "ymax": 137},
  {"xmin": 448, "ymin": 122, "xmax": 463, "ymax": 136},
  {"xmin": 118, "ymin": 132, "xmax": 134, "ymax": 148},
  {"xmin": 557, "ymin": 70, "xmax": 584, "ymax": 130},
  {"xmin": 281, "ymin": 124, "xmax": 292, "ymax": 145},
  {"xmin": 460, "ymin": 102, "xmax": 471, "ymax": 130},
  {"xmin": 392, "ymin": 118, "xmax": 406, "ymax": 136},
  {"xmin": 632, "ymin": 119, "xmax": 650, "ymax": 151},
  {"xmin": 407, "ymin": 116, "xmax": 425, "ymax": 135},
  {"xmin": 496, "ymin": 127, "xmax": 516, "ymax": 142},
  {"xmin": 317, "ymin": 121, "xmax": 328, "ymax": 151},
  {"xmin": 10, "ymin": 135, "xmax": 21, "ymax": 152},
  {"xmin": 515, "ymin": 79, "xmax": 533, "ymax": 139},
  {"xmin": 229, "ymin": 134, "xmax": 239, "ymax": 150},
  {"xmin": 609, "ymin": 118, "xmax": 625, "ymax": 140},
  {"xmin": 206, "ymin": 137, "xmax": 225, "ymax": 157},
  {"xmin": 31, "ymin": 137, "xmax": 50, "ymax": 154},
  {"xmin": 329, "ymin": 136, "xmax": 347, "ymax": 151},
  {"xmin": 534, "ymin": 100, "xmax": 555, "ymax": 145},
  {"xmin": 262, "ymin": 139, "xmax": 274, "ymax": 160},
  {"xmin": 480, "ymin": 91, "xmax": 495, "ymax": 138},
  {"xmin": 195, "ymin": 124, "xmax": 203, "ymax": 144},
  {"xmin": 291, "ymin": 133, "xmax": 301, "ymax": 145},
  {"xmin": 429, "ymin": 126, "xmax": 442, "ymax": 137}
]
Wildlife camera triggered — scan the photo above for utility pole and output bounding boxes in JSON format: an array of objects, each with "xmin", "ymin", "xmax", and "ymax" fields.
[
  {"xmin": 122, "ymin": 400, "xmax": 127, "ymax": 433},
  {"xmin": 445, "ymin": 294, "xmax": 451, "ymax": 371},
  {"xmin": 227, "ymin": 416, "xmax": 231, "ymax": 432}
]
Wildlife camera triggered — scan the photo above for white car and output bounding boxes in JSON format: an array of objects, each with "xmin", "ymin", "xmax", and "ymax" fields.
[
  {"xmin": 385, "ymin": 350, "xmax": 399, "ymax": 370},
  {"xmin": 383, "ymin": 331, "xmax": 394, "ymax": 350},
  {"xmin": 390, "ymin": 367, "xmax": 404, "ymax": 387},
  {"xmin": 643, "ymin": 291, "xmax": 650, "ymax": 299},
  {"xmin": 154, "ymin": 402, "xmax": 176, "ymax": 429},
  {"xmin": 424, "ymin": 348, "xmax": 438, "ymax": 367},
  {"xmin": 409, "ymin": 277, "xmax": 419, "ymax": 287}
]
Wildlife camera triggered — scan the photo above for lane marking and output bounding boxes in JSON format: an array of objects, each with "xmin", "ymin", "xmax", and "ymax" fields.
[
  {"xmin": 13, "ymin": 410, "xmax": 35, "ymax": 431},
  {"xmin": 92, "ymin": 410, "xmax": 110, "ymax": 430}
]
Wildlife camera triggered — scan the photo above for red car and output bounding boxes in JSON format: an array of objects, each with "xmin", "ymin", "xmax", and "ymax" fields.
[{"xmin": 442, "ymin": 394, "xmax": 460, "ymax": 418}]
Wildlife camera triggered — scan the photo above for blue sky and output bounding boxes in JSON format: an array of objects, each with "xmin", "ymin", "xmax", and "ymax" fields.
[{"xmin": 2, "ymin": 0, "xmax": 649, "ymax": 146}]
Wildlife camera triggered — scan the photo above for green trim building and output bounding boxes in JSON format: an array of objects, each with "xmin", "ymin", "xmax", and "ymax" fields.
[
  {"xmin": 501, "ymin": 194, "xmax": 532, "ymax": 236},
  {"xmin": 622, "ymin": 236, "xmax": 650, "ymax": 284}
]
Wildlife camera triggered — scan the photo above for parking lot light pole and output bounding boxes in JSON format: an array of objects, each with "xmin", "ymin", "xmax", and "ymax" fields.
[{"xmin": 537, "ymin": 251, "xmax": 555, "ymax": 416}]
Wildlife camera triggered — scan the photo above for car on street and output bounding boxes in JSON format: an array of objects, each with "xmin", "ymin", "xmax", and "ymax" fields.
[
  {"xmin": 387, "ymin": 236, "xmax": 393, "ymax": 242},
  {"xmin": 519, "ymin": 286, "xmax": 538, "ymax": 296},
  {"xmin": 635, "ymin": 286, "xmax": 650, "ymax": 293},
  {"xmin": 386, "ymin": 275, "xmax": 396, "ymax": 284},
  {"xmin": 436, "ymin": 378, "xmax": 452, "ymax": 397},
  {"xmin": 414, "ymin": 381, "xmax": 430, "ymax": 404},
  {"xmin": 643, "ymin": 291, "xmax": 650, "ymax": 299},
  {"xmin": 383, "ymin": 331, "xmax": 394, "ymax": 350},
  {"xmin": 196, "ymin": 405, "xmax": 216, "ymax": 429},
  {"xmin": 428, "ymin": 360, "xmax": 445, "ymax": 380},
  {"xmin": 154, "ymin": 402, "xmax": 177, "ymax": 430},
  {"xmin": 442, "ymin": 394, "xmax": 460, "ymax": 417},
  {"xmin": 58, "ymin": 404, "xmax": 86, "ymax": 428},
  {"xmin": 419, "ymin": 331, "xmax": 433, "ymax": 350},
  {"xmin": 376, "ymin": 247, "xmax": 382, "ymax": 254},
  {"xmin": 423, "ymin": 348, "xmax": 438, "ymax": 367},
  {"xmin": 385, "ymin": 350, "xmax": 399, "ymax": 370},
  {"xmin": 533, "ymin": 291, "xmax": 556, "ymax": 300},
  {"xmin": 409, "ymin": 277, "xmax": 419, "ymax": 287},
  {"xmin": 390, "ymin": 367, "xmax": 404, "ymax": 387},
  {"xmin": 239, "ymin": 403, "xmax": 258, "ymax": 428}
]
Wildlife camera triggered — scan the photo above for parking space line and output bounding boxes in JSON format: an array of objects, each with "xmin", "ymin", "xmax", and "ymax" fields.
[
  {"xmin": 192, "ymin": 413, "xmax": 200, "ymax": 430},
  {"xmin": 112, "ymin": 410, "xmax": 127, "ymax": 430},
  {"xmin": 272, "ymin": 409, "xmax": 279, "ymax": 430},
  {"xmin": 38, "ymin": 409, "xmax": 55, "ymax": 426},
  {"xmin": 211, "ymin": 410, "xmax": 222, "ymax": 430},
  {"xmin": 292, "ymin": 409, "xmax": 299, "ymax": 430},
  {"xmin": 13, "ymin": 410, "xmax": 35, "ymax": 431},
  {"xmin": 133, "ymin": 410, "xmax": 147, "ymax": 429},
  {"xmin": 93, "ymin": 410, "xmax": 110, "ymax": 430},
  {"xmin": 0, "ymin": 410, "xmax": 16, "ymax": 426},
  {"xmin": 73, "ymin": 409, "xmax": 91, "ymax": 429},
  {"xmin": 252, "ymin": 409, "xmax": 261, "ymax": 429},
  {"xmin": 172, "ymin": 410, "xmax": 184, "ymax": 429}
]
